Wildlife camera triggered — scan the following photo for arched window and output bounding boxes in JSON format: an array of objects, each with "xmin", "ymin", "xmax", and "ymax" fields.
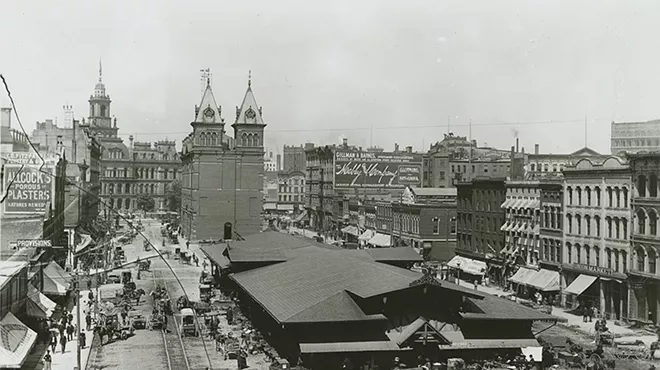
[
  {"xmin": 567, "ymin": 214, "xmax": 573, "ymax": 234},
  {"xmin": 638, "ymin": 209, "xmax": 647, "ymax": 234},
  {"xmin": 607, "ymin": 187, "xmax": 613, "ymax": 207},
  {"xmin": 584, "ymin": 245, "xmax": 591, "ymax": 265},
  {"xmin": 567, "ymin": 187, "xmax": 573, "ymax": 205},
  {"xmin": 613, "ymin": 217, "xmax": 620, "ymax": 239},
  {"xmin": 584, "ymin": 215, "xmax": 591, "ymax": 235},
  {"xmin": 606, "ymin": 248, "xmax": 612, "ymax": 269},
  {"xmin": 125, "ymin": 183, "xmax": 130, "ymax": 193},
  {"xmin": 594, "ymin": 215, "xmax": 601, "ymax": 236},
  {"xmin": 100, "ymin": 105, "xmax": 106, "ymax": 117},
  {"xmin": 614, "ymin": 250, "xmax": 620, "ymax": 272},
  {"xmin": 576, "ymin": 186, "xmax": 582, "ymax": 205},
  {"xmin": 637, "ymin": 246, "xmax": 646, "ymax": 272},
  {"xmin": 650, "ymin": 209, "xmax": 658, "ymax": 236},
  {"xmin": 622, "ymin": 218, "xmax": 628, "ymax": 239},
  {"xmin": 116, "ymin": 198, "xmax": 122, "ymax": 209},
  {"xmin": 622, "ymin": 250, "xmax": 628, "ymax": 272},
  {"xmin": 575, "ymin": 244, "xmax": 581, "ymax": 264},
  {"xmin": 650, "ymin": 248, "xmax": 657, "ymax": 274},
  {"xmin": 651, "ymin": 174, "xmax": 659, "ymax": 198},
  {"xmin": 125, "ymin": 199, "xmax": 130, "ymax": 209},
  {"xmin": 639, "ymin": 175, "xmax": 648, "ymax": 197},
  {"xmin": 623, "ymin": 187, "xmax": 629, "ymax": 207},
  {"xmin": 212, "ymin": 133, "xmax": 218, "ymax": 146},
  {"xmin": 242, "ymin": 133, "xmax": 248, "ymax": 146},
  {"xmin": 615, "ymin": 187, "xmax": 621, "ymax": 208},
  {"xmin": 544, "ymin": 163, "xmax": 549, "ymax": 172},
  {"xmin": 585, "ymin": 186, "xmax": 592, "ymax": 206},
  {"xmin": 595, "ymin": 187, "xmax": 601, "ymax": 206},
  {"xmin": 567, "ymin": 242, "xmax": 573, "ymax": 263},
  {"xmin": 530, "ymin": 163, "xmax": 536, "ymax": 172},
  {"xmin": 606, "ymin": 216, "xmax": 612, "ymax": 237},
  {"xmin": 575, "ymin": 214, "xmax": 582, "ymax": 234},
  {"xmin": 594, "ymin": 246, "xmax": 600, "ymax": 267}
]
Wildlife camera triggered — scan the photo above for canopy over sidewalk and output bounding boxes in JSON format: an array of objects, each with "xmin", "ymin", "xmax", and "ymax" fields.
[{"xmin": 0, "ymin": 311, "xmax": 37, "ymax": 369}]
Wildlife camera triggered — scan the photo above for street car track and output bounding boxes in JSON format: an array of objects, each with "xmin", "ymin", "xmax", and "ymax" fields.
[{"xmin": 154, "ymin": 268, "xmax": 191, "ymax": 370}]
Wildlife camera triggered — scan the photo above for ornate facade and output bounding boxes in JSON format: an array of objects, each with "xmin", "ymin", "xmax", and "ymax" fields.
[
  {"xmin": 80, "ymin": 64, "xmax": 181, "ymax": 215},
  {"xmin": 611, "ymin": 119, "xmax": 660, "ymax": 156},
  {"xmin": 628, "ymin": 153, "xmax": 660, "ymax": 323},
  {"xmin": 180, "ymin": 77, "xmax": 265, "ymax": 240},
  {"xmin": 561, "ymin": 157, "xmax": 631, "ymax": 320}
]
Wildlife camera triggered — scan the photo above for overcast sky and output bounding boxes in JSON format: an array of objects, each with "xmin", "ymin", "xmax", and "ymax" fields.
[{"xmin": 2, "ymin": 0, "xmax": 660, "ymax": 155}]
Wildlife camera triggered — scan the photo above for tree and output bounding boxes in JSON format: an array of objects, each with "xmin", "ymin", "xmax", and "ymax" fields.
[
  {"xmin": 136, "ymin": 195, "xmax": 155, "ymax": 212},
  {"xmin": 165, "ymin": 178, "xmax": 181, "ymax": 212}
]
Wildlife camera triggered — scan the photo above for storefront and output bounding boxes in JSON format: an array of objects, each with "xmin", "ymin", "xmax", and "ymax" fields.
[
  {"xmin": 561, "ymin": 264, "xmax": 627, "ymax": 320},
  {"xmin": 447, "ymin": 255, "xmax": 487, "ymax": 283},
  {"xmin": 628, "ymin": 272, "xmax": 660, "ymax": 324}
]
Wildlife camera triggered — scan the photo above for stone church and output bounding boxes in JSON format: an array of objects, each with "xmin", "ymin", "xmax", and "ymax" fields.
[{"xmin": 180, "ymin": 76, "xmax": 266, "ymax": 240}]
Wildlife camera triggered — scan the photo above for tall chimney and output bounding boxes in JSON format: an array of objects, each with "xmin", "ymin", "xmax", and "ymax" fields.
[
  {"xmin": 516, "ymin": 138, "xmax": 519, "ymax": 153},
  {"xmin": 535, "ymin": 144, "xmax": 539, "ymax": 155},
  {"xmin": 342, "ymin": 138, "xmax": 348, "ymax": 147}
]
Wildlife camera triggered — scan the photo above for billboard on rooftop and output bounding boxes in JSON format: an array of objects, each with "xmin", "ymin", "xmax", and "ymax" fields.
[{"xmin": 334, "ymin": 150, "xmax": 422, "ymax": 190}]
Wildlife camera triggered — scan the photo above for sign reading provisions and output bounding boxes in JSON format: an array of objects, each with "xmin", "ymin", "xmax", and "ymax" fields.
[
  {"xmin": 2, "ymin": 164, "xmax": 54, "ymax": 214},
  {"xmin": 16, "ymin": 239, "xmax": 52, "ymax": 248},
  {"xmin": 334, "ymin": 150, "xmax": 422, "ymax": 189}
]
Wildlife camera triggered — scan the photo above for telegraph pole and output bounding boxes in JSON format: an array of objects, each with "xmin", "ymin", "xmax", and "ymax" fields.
[{"xmin": 75, "ymin": 272, "xmax": 82, "ymax": 370}]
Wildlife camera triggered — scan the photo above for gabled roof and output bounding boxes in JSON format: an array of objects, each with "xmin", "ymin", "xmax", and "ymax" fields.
[
  {"xmin": 234, "ymin": 82, "xmax": 265, "ymax": 125},
  {"xmin": 461, "ymin": 295, "xmax": 561, "ymax": 322},
  {"xmin": 227, "ymin": 231, "xmax": 339, "ymax": 263},
  {"xmin": 231, "ymin": 247, "xmax": 481, "ymax": 324},
  {"xmin": 194, "ymin": 82, "xmax": 223, "ymax": 123},
  {"xmin": 286, "ymin": 291, "xmax": 386, "ymax": 323},
  {"xmin": 570, "ymin": 147, "xmax": 602, "ymax": 157}
]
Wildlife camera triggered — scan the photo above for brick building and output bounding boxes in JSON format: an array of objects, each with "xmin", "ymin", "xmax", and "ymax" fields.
[
  {"xmin": 562, "ymin": 156, "xmax": 630, "ymax": 320},
  {"xmin": 456, "ymin": 178, "xmax": 507, "ymax": 283},
  {"xmin": 629, "ymin": 153, "xmax": 660, "ymax": 323},
  {"xmin": 538, "ymin": 174, "xmax": 565, "ymax": 274},
  {"xmin": 611, "ymin": 119, "xmax": 660, "ymax": 155},
  {"xmin": 181, "ymin": 77, "xmax": 265, "ymax": 240},
  {"xmin": 277, "ymin": 170, "xmax": 305, "ymax": 213},
  {"xmin": 304, "ymin": 145, "xmax": 335, "ymax": 233}
]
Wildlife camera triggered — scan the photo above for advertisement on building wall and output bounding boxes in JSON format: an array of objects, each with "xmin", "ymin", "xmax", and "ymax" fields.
[
  {"xmin": 2, "ymin": 161, "xmax": 55, "ymax": 215},
  {"xmin": 334, "ymin": 150, "xmax": 422, "ymax": 189}
]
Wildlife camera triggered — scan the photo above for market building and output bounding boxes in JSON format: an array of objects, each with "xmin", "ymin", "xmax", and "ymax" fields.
[
  {"xmin": 561, "ymin": 156, "xmax": 631, "ymax": 321},
  {"xmin": 628, "ymin": 153, "xmax": 660, "ymax": 323},
  {"xmin": 181, "ymin": 75, "xmax": 266, "ymax": 240},
  {"xmin": 221, "ymin": 238, "xmax": 558, "ymax": 369}
]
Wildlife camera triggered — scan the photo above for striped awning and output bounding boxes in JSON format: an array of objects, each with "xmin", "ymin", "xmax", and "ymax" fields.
[
  {"xmin": 501, "ymin": 198, "xmax": 514, "ymax": 208},
  {"xmin": 26, "ymin": 284, "xmax": 57, "ymax": 318},
  {"xmin": 0, "ymin": 312, "xmax": 37, "ymax": 369}
]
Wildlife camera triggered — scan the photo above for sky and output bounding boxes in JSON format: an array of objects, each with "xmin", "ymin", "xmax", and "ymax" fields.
[{"xmin": 2, "ymin": 0, "xmax": 660, "ymax": 156}]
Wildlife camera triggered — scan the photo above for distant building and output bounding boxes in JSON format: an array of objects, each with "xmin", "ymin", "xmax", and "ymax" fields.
[
  {"xmin": 277, "ymin": 170, "xmax": 305, "ymax": 213},
  {"xmin": 526, "ymin": 143, "xmax": 605, "ymax": 174},
  {"xmin": 611, "ymin": 119, "xmax": 660, "ymax": 155},
  {"xmin": 181, "ymin": 76, "xmax": 265, "ymax": 240},
  {"xmin": 264, "ymin": 151, "xmax": 277, "ymax": 172},
  {"xmin": 283, "ymin": 145, "xmax": 306, "ymax": 173},
  {"xmin": 78, "ymin": 64, "xmax": 181, "ymax": 215},
  {"xmin": 0, "ymin": 107, "xmax": 30, "ymax": 153}
]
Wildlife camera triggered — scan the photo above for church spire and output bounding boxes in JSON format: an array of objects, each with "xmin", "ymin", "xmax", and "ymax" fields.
[
  {"xmin": 248, "ymin": 70, "xmax": 252, "ymax": 89},
  {"xmin": 99, "ymin": 58, "xmax": 103, "ymax": 83}
]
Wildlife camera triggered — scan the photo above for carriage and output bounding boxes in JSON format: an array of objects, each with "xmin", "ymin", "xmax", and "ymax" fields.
[{"xmin": 96, "ymin": 310, "xmax": 135, "ymax": 342}]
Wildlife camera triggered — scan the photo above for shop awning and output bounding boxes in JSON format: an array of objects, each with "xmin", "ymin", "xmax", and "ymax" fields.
[
  {"xmin": 509, "ymin": 267, "xmax": 538, "ymax": 285},
  {"xmin": 527, "ymin": 269, "xmax": 560, "ymax": 292},
  {"xmin": 447, "ymin": 256, "xmax": 487, "ymax": 276},
  {"xmin": 341, "ymin": 225, "xmax": 360, "ymax": 237},
  {"xmin": 74, "ymin": 233, "xmax": 94, "ymax": 254},
  {"xmin": 42, "ymin": 261, "xmax": 70, "ymax": 296},
  {"xmin": 500, "ymin": 222, "xmax": 510, "ymax": 232},
  {"xmin": 368, "ymin": 233, "xmax": 392, "ymax": 247},
  {"xmin": 564, "ymin": 274, "xmax": 597, "ymax": 296},
  {"xmin": 26, "ymin": 284, "xmax": 57, "ymax": 318},
  {"xmin": 501, "ymin": 199, "xmax": 514, "ymax": 208},
  {"xmin": 299, "ymin": 341, "xmax": 400, "ymax": 354},
  {"xmin": 358, "ymin": 229, "xmax": 375, "ymax": 241},
  {"xmin": 511, "ymin": 199, "xmax": 525, "ymax": 209},
  {"xmin": 293, "ymin": 211, "xmax": 308, "ymax": 223},
  {"xmin": 0, "ymin": 312, "xmax": 37, "ymax": 369}
]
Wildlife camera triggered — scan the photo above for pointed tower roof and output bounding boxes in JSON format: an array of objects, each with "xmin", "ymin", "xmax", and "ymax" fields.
[
  {"xmin": 234, "ymin": 72, "xmax": 265, "ymax": 125},
  {"xmin": 194, "ymin": 79, "xmax": 223, "ymax": 124}
]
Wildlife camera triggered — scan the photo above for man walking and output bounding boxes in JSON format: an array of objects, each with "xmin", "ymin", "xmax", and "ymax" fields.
[
  {"xmin": 80, "ymin": 331, "xmax": 87, "ymax": 349},
  {"xmin": 50, "ymin": 334, "xmax": 57, "ymax": 353},
  {"xmin": 86, "ymin": 312, "xmax": 92, "ymax": 331},
  {"xmin": 60, "ymin": 332, "xmax": 67, "ymax": 353},
  {"xmin": 67, "ymin": 323, "xmax": 74, "ymax": 341}
]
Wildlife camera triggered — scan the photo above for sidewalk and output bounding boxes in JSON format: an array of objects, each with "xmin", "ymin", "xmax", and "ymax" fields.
[{"xmin": 49, "ymin": 290, "xmax": 94, "ymax": 370}]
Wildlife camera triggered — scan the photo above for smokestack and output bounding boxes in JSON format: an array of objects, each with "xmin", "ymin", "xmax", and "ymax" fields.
[
  {"xmin": 516, "ymin": 138, "xmax": 519, "ymax": 153},
  {"xmin": 511, "ymin": 146, "xmax": 515, "ymax": 159},
  {"xmin": 535, "ymin": 144, "xmax": 539, "ymax": 155},
  {"xmin": 342, "ymin": 138, "xmax": 348, "ymax": 147},
  {"xmin": 406, "ymin": 146, "xmax": 413, "ymax": 153},
  {"xmin": 522, "ymin": 147, "xmax": 525, "ymax": 155}
]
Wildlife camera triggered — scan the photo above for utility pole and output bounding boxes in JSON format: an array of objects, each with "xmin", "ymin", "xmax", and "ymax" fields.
[{"xmin": 75, "ymin": 272, "xmax": 82, "ymax": 370}]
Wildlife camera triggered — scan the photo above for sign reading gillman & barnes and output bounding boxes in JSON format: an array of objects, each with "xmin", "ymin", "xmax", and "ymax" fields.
[{"xmin": 334, "ymin": 150, "xmax": 422, "ymax": 189}]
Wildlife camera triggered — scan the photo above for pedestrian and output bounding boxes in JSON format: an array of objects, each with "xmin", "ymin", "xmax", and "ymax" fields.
[
  {"xmin": 79, "ymin": 331, "xmax": 87, "ymax": 349},
  {"xmin": 588, "ymin": 305, "xmax": 594, "ymax": 323},
  {"xmin": 195, "ymin": 257, "xmax": 199, "ymax": 267},
  {"xmin": 43, "ymin": 350, "xmax": 52, "ymax": 370},
  {"xmin": 582, "ymin": 305, "xmax": 589, "ymax": 323},
  {"xmin": 86, "ymin": 313, "xmax": 92, "ymax": 331},
  {"xmin": 60, "ymin": 333, "xmax": 67, "ymax": 353},
  {"xmin": 58, "ymin": 321, "xmax": 65, "ymax": 337},
  {"xmin": 163, "ymin": 314, "xmax": 168, "ymax": 332},
  {"xmin": 202, "ymin": 260, "xmax": 208, "ymax": 271},
  {"xmin": 67, "ymin": 323, "xmax": 74, "ymax": 341},
  {"xmin": 88, "ymin": 290, "xmax": 94, "ymax": 302},
  {"xmin": 186, "ymin": 240, "xmax": 190, "ymax": 250}
]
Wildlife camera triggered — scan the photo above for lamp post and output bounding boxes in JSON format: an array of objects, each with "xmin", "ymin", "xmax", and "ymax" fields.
[{"xmin": 457, "ymin": 261, "xmax": 461, "ymax": 285}]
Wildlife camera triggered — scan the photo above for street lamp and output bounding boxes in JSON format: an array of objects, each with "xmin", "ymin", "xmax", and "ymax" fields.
[{"xmin": 457, "ymin": 262, "xmax": 461, "ymax": 286}]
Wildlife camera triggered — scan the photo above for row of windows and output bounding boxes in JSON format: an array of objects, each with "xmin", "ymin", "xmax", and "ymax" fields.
[
  {"xmin": 565, "ymin": 214, "xmax": 628, "ymax": 239},
  {"xmin": 566, "ymin": 185, "xmax": 629, "ymax": 208},
  {"xmin": 109, "ymin": 198, "xmax": 131, "ymax": 210},
  {"xmin": 529, "ymin": 163, "xmax": 565, "ymax": 172},
  {"xmin": 637, "ymin": 174, "xmax": 659, "ymax": 198},
  {"xmin": 612, "ymin": 138, "xmax": 660, "ymax": 147},
  {"xmin": 541, "ymin": 206, "xmax": 562, "ymax": 230},
  {"xmin": 107, "ymin": 183, "xmax": 158, "ymax": 195},
  {"xmin": 565, "ymin": 243, "xmax": 627, "ymax": 273},
  {"xmin": 636, "ymin": 208, "xmax": 659, "ymax": 236},
  {"xmin": 103, "ymin": 167, "xmax": 177, "ymax": 180},
  {"xmin": 278, "ymin": 194, "xmax": 301, "ymax": 202}
]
